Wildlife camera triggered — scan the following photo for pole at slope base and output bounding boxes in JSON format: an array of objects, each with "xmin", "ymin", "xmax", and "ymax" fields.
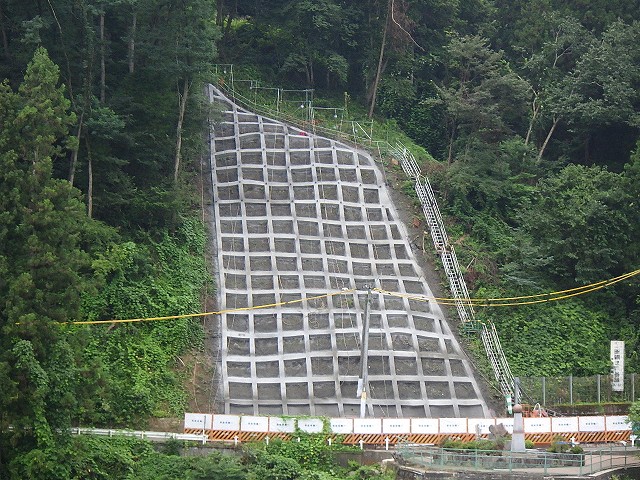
[{"xmin": 358, "ymin": 286, "xmax": 372, "ymax": 418}]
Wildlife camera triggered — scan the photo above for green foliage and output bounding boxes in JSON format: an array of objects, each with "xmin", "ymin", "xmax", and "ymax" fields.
[
  {"xmin": 440, "ymin": 437, "xmax": 503, "ymax": 452},
  {"xmin": 547, "ymin": 436, "xmax": 570, "ymax": 453},
  {"xmin": 629, "ymin": 401, "xmax": 640, "ymax": 434}
]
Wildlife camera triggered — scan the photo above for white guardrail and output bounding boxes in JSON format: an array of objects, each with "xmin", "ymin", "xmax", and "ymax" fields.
[
  {"xmin": 72, "ymin": 427, "xmax": 209, "ymax": 444},
  {"xmin": 184, "ymin": 413, "xmax": 632, "ymax": 436}
]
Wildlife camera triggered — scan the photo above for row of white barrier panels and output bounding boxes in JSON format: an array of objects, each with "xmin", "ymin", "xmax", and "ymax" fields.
[{"xmin": 184, "ymin": 413, "xmax": 631, "ymax": 435}]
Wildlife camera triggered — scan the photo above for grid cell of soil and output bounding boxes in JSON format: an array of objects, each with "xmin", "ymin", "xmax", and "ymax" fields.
[
  {"xmin": 422, "ymin": 358, "xmax": 447, "ymax": 376},
  {"xmin": 272, "ymin": 220, "xmax": 294, "ymax": 234},
  {"xmin": 254, "ymin": 314, "xmax": 278, "ymax": 332},
  {"xmin": 254, "ymin": 338, "xmax": 279, "ymax": 356},
  {"xmin": 311, "ymin": 357, "xmax": 334, "ymax": 375},
  {"xmin": 417, "ymin": 336, "xmax": 441, "ymax": 352},
  {"xmin": 352, "ymin": 262, "xmax": 372, "ymax": 276},
  {"xmin": 251, "ymin": 275, "xmax": 274, "ymax": 290},
  {"xmin": 269, "ymin": 186, "xmax": 290, "ymax": 200},
  {"xmin": 390, "ymin": 333, "xmax": 414, "ymax": 351},
  {"xmin": 395, "ymin": 357, "xmax": 419, "ymax": 375},
  {"xmin": 208, "ymin": 86, "xmax": 489, "ymax": 418},
  {"xmin": 218, "ymin": 185, "xmax": 240, "ymax": 200},
  {"xmin": 313, "ymin": 382, "xmax": 336, "ymax": 398},
  {"xmin": 449, "ymin": 359, "xmax": 468, "ymax": 377},
  {"xmin": 413, "ymin": 315, "xmax": 434, "ymax": 334},
  {"xmin": 252, "ymin": 293, "xmax": 276, "ymax": 307},
  {"xmin": 284, "ymin": 359, "xmax": 307, "ymax": 377},
  {"xmin": 271, "ymin": 204, "xmax": 292, "ymax": 216},
  {"xmin": 335, "ymin": 333, "xmax": 359, "ymax": 350},
  {"xmin": 227, "ymin": 338, "xmax": 251, "ymax": 355},
  {"xmin": 227, "ymin": 362, "xmax": 251, "ymax": 377},
  {"xmin": 338, "ymin": 356, "xmax": 360, "ymax": 375},
  {"xmin": 239, "ymin": 124, "xmax": 259, "ymax": 135},
  {"xmin": 216, "ymin": 168, "xmax": 239, "ymax": 183},
  {"xmin": 427, "ymin": 381, "xmax": 451, "ymax": 399},
  {"xmin": 286, "ymin": 383, "xmax": 309, "ymax": 399},
  {"xmin": 227, "ymin": 314, "xmax": 249, "ymax": 331},
  {"xmin": 228, "ymin": 383, "xmax": 253, "ymax": 399},
  {"xmin": 314, "ymin": 151, "xmax": 333, "ymax": 164},
  {"xmin": 293, "ymin": 185, "xmax": 315, "ymax": 200},
  {"xmin": 226, "ymin": 293, "xmax": 248, "ymax": 308},
  {"xmin": 246, "ymin": 220, "xmax": 268, "ymax": 234},
  {"xmin": 454, "ymin": 382, "xmax": 477, "ymax": 399},
  {"xmin": 255, "ymin": 361, "xmax": 280, "ymax": 378},
  {"xmin": 257, "ymin": 383, "xmax": 282, "ymax": 400},
  {"xmin": 308, "ymin": 313, "xmax": 330, "ymax": 328},
  {"xmin": 263, "ymin": 134, "xmax": 285, "ymax": 149},
  {"xmin": 248, "ymin": 237, "xmax": 270, "ymax": 251},
  {"xmin": 282, "ymin": 336, "xmax": 305, "ymax": 354},
  {"xmin": 282, "ymin": 314, "xmax": 304, "ymax": 330},
  {"xmin": 398, "ymin": 381, "xmax": 422, "ymax": 399},
  {"xmin": 222, "ymin": 255, "xmax": 245, "ymax": 270},
  {"xmin": 239, "ymin": 134, "xmax": 262, "ymax": 149},
  {"xmin": 268, "ymin": 168, "xmax": 289, "ymax": 183},
  {"xmin": 225, "ymin": 274, "xmax": 247, "ymax": 290},
  {"xmin": 241, "ymin": 151, "xmax": 263, "ymax": 164},
  {"xmin": 244, "ymin": 203, "xmax": 267, "ymax": 217},
  {"xmin": 216, "ymin": 138, "xmax": 236, "ymax": 151},
  {"xmin": 267, "ymin": 152, "xmax": 286, "ymax": 166},
  {"xmin": 387, "ymin": 314, "xmax": 409, "ymax": 328},
  {"xmin": 319, "ymin": 185, "xmax": 339, "ymax": 201},
  {"xmin": 249, "ymin": 256, "xmax": 272, "ymax": 271}
]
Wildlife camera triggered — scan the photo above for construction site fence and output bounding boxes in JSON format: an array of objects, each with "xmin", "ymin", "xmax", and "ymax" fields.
[
  {"xmin": 397, "ymin": 444, "xmax": 638, "ymax": 475},
  {"xmin": 521, "ymin": 374, "xmax": 638, "ymax": 406}
]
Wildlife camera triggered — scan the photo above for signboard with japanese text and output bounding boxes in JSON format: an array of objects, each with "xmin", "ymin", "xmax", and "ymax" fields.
[{"xmin": 611, "ymin": 341, "xmax": 625, "ymax": 392}]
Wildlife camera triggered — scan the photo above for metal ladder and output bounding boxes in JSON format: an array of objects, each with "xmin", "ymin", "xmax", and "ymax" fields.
[{"xmin": 391, "ymin": 145, "xmax": 516, "ymax": 401}]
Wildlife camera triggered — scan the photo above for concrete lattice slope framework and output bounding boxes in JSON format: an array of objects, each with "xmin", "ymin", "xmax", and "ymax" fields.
[{"xmin": 207, "ymin": 85, "xmax": 489, "ymax": 418}]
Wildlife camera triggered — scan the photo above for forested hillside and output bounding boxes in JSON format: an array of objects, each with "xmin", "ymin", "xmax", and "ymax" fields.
[
  {"xmin": 215, "ymin": 0, "xmax": 640, "ymax": 375},
  {"xmin": 0, "ymin": 0, "xmax": 639, "ymax": 477}
]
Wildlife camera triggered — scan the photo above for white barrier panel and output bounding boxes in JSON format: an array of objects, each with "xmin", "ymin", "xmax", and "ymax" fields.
[
  {"xmin": 579, "ymin": 416, "xmax": 605, "ymax": 432},
  {"xmin": 184, "ymin": 413, "xmax": 212, "ymax": 430},
  {"xmin": 411, "ymin": 418, "xmax": 439, "ymax": 434},
  {"xmin": 241, "ymin": 416, "xmax": 270, "ymax": 432},
  {"xmin": 330, "ymin": 418, "xmax": 353, "ymax": 434},
  {"xmin": 354, "ymin": 418, "xmax": 382, "ymax": 434},
  {"xmin": 382, "ymin": 418, "xmax": 411, "ymax": 434},
  {"xmin": 269, "ymin": 417, "xmax": 296, "ymax": 433},
  {"xmin": 298, "ymin": 418, "xmax": 324, "ymax": 434},
  {"xmin": 606, "ymin": 415, "xmax": 632, "ymax": 431},
  {"xmin": 495, "ymin": 418, "xmax": 514, "ymax": 434},
  {"xmin": 468, "ymin": 418, "xmax": 495, "ymax": 435},
  {"xmin": 213, "ymin": 414, "xmax": 240, "ymax": 431},
  {"xmin": 552, "ymin": 417, "xmax": 579, "ymax": 433},
  {"xmin": 524, "ymin": 417, "xmax": 552, "ymax": 433},
  {"xmin": 439, "ymin": 418, "xmax": 468, "ymax": 434}
]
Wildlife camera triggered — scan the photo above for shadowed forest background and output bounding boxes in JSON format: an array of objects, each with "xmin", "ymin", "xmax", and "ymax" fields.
[{"xmin": 0, "ymin": 0, "xmax": 639, "ymax": 478}]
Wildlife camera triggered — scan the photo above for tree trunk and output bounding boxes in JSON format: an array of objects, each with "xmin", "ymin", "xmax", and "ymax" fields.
[
  {"xmin": 447, "ymin": 119, "xmax": 456, "ymax": 165},
  {"xmin": 216, "ymin": 0, "xmax": 224, "ymax": 26},
  {"xmin": 537, "ymin": 116, "xmax": 560, "ymax": 161},
  {"xmin": 85, "ymin": 138, "xmax": 93, "ymax": 218},
  {"xmin": 69, "ymin": 111, "xmax": 84, "ymax": 185},
  {"xmin": 174, "ymin": 79, "xmax": 190, "ymax": 183},
  {"xmin": 0, "ymin": 1, "xmax": 9, "ymax": 60},
  {"xmin": 99, "ymin": 12, "xmax": 105, "ymax": 102},
  {"xmin": 524, "ymin": 93, "xmax": 539, "ymax": 146},
  {"xmin": 128, "ymin": 12, "xmax": 136, "ymax": 74},
  {"xmin": 367, "ymin": 0, "xmax": 391, "ymax": 118}
]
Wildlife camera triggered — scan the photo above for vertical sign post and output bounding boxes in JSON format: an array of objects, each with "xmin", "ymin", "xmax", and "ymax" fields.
[{"xmin": 611, "ymin": 340, "xmax": 625, "ymax": 392}]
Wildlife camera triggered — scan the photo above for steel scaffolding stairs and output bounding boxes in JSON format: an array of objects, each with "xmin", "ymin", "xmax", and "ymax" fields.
[{"xmin": 392, "ymin": 145, "xmax": 516, "ymax": 400}]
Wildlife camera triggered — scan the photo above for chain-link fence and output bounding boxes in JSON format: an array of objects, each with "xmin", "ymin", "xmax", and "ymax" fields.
[{"xmin": 520, "ymin": 374, "xmax": 638, "ymax": 405}]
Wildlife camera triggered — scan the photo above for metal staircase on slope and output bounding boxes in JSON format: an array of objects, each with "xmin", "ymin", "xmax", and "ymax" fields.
[{"xmin": 391, "ymin": 145, "xmax": 517, "ymax": 401}]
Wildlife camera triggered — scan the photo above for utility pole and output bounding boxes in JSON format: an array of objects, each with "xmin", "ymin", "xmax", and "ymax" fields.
[{"xmin": 358, "ymin": 286, "xmax": 372, "ymax": 418}]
